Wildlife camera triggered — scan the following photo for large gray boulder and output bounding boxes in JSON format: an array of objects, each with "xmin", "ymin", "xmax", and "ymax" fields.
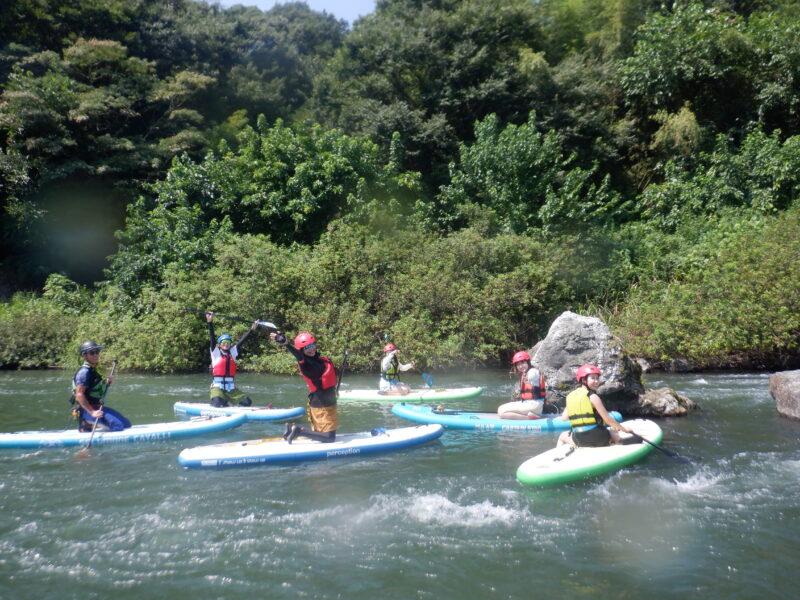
[
  {"xmin": 770, "ymin": 370, "xmax": 800, "ymax": 420},
  {"xmin": 532, "ymin": 311, "xmax": 697, "ymax": 417}
]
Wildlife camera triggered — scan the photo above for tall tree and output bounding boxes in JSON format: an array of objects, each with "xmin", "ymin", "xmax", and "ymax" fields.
[{"xmin": 312, "ymin": 0, "xmax": 545, "ymax": 189}]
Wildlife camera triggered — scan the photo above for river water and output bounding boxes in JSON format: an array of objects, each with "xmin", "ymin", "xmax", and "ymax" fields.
[{"xmin": 0, "ymin": 369, "xmax": 797, "ymax": 600}]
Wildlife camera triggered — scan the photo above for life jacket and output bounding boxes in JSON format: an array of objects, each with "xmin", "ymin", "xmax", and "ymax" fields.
[
  {"xmin": 70, "ymin": 364, "xmax": 107, "ymax": 405},
  {"xmin": 520, "ymin": 368, "xmax": 546, "ymax": 401},
  {"xmin": 298, "ymin": 355, "xmax": 337, "ymax": 393},
  {"xmin": 382, "ymin": 356, "xmax": 399, "ymax": 381},
  {"xmin": 212, "ymin": 352, "xmax": 237, "ymax": 380},
  {"xmin": 566, "ymin": 386, "xmax": 602, "ymax": 429}
]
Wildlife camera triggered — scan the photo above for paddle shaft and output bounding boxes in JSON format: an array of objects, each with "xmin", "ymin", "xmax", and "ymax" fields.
[
  {"xmin": 180, "ymin": 308, "xmax": 277, "ymax": 328},
  {"xmin": 80, "ymin": 360, "xmax": 118, "ymax": 452},
  {"xmin": 632, "ymin": 433, "xmax": 691, "ymax": 463}
]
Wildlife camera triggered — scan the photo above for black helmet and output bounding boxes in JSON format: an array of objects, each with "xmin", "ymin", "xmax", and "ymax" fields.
[{"xmin": 79, "ymin": 340, "xmax": 104, "ymax": 355}]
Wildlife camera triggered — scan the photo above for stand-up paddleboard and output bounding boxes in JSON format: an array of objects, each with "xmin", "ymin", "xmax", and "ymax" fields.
[
  {"xmin": 173, "ymin": 401, "xmax": 305, "ymax": 421},
  {"xmin": 0, "ymin": 414, "xmax": 247, "ymax": 449},
  {"xmin": 516, "ymin": 419, "xmax": 662, "ymax": 486},
  {"xmin": 338, "ymin": 386, "xmax": 483, "ymax": 403},
  {"xmin": 392, "ymin": 403, "xmax": 622, "ymax": 432},
  {"xmin": 178, "ymin": 424, "xmax": 445, "ymax": 468}
]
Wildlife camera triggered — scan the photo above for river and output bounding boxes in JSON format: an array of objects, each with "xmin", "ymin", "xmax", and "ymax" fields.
[{"xmin": 0, "ymin": 369, "xmax": 797, "ymax": 599}]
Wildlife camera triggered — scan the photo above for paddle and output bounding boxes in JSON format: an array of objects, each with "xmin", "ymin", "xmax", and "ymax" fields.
[
  {"xmin": 76, "ymin": 360, "xmax": 117, "ymax": 458},
  {"xmin": 179, "ymin": 307, "xmax": 278, "ymax": 329},
  {"xmin": 336, "ymin": 350, "xmax": 350, "ymax": 393},
  {"xmin": 629, "ymin": 433, "xmax": 694, "ymax": 464},
  {"xmin": 432, "ymin": 406, "xmax": 489, "ymax": 416}
]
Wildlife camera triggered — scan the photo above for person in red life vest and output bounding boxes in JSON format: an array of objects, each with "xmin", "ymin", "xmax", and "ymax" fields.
[
  {"xmin": 557, "ymin": 364, "xmax": 632, "ymax": 447},
  {"xmin": 207, "ymin": 311, "xmax": 259, "ymax": 408},
  {"xmin": 496, "ymin": 350, "xmax": 556, "ymax": 419},
  {"xmin": 270, "ymin": 330, "xmax": 338, "ymax": 444}
]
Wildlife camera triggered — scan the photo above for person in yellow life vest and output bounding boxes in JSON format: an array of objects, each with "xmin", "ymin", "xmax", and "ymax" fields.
[
  {"xmin": 270, "ymin": 331, "xmax": 338, "ymax": 444},
  {"xmin": 557, "ymin": 364, "xmax": 632, "ymax": 447},
  {"xmin": 207, "ymin": 311, "xmax": 259, "ymax": 408},
  {"xmin": 378, "ymin": 343, "xmax": 415, "ymax": 395},
  {"xmin": 497, "ymin": 350, "xmax": 555, "ymax": 419}
]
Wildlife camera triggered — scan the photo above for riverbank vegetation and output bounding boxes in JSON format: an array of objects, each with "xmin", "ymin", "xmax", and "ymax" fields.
[{"xmin": 2, "ymin": 0, "xmax": 799, "ymax": 372}]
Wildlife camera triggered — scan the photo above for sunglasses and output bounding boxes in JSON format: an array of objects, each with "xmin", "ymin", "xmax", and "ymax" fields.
[
  {"xmin": 304, "ymin": 343, "xmax": 316, "ymax": 350},
  {"xmin": 86, "ymin": 350, "xmax": 100, "ymax": 356}
]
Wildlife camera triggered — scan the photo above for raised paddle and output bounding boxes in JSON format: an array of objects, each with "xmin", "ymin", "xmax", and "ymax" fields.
[
  {"xmin": 179, "ymin": 307, "xmax": 278, "ymax": 329},
  {"xmin": 629, "ymin": 433, "xmax": 694, "ymax": 464},
  {"xmin": 76, "ymin": 360, "xmax": 117, "ymax": 458}
]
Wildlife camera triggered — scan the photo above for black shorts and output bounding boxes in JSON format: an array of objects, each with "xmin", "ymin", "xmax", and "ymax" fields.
[{"xmin": 572, "ymin": 426, "xmax": 611, "ymax": 447}]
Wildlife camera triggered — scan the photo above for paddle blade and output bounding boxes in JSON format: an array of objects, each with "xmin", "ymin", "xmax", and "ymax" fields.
[{"xmin": 422, "ymin": 373, "xmax": 434, "ymax": 388}]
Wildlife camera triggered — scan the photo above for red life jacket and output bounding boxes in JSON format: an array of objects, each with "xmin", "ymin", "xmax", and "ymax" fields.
[
  {"xmin": 298, "ymin": 356, "xmax": 337, "ymax": 392},
  {"xmin": 520, "ymin": 368, "xmax": 546, "ymax": 401},
  {"xmin": 212, "ymin": 353, "xmax": 237, "ymax": 379}
]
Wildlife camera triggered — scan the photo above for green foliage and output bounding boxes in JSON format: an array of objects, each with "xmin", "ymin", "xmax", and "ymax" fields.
[
  {"xmin": 608, "ymin": 204, "xmax": 800, "ymax": 367},
  {"xmin": 106, "ymin": 190, "xmax": 234, "ymax": 302},
  {"xmin": 104, "ymin": 118, "xmax": 424, "ymax": 300},
  {"xmin": 639, "ymin": 128, "xmax": 800, "ymax": 229},
  {"xmin": 434, "ymin": 112, "xmax": 620, "ymax": 234},
  {"xmin": 315, "ymin": 0, "xmax": 545, "ymax": 187},
  {"xmin": 4, "ymin": 0, "xmax": 800, "ymax": 373},
  {"xmin": 91, "ymin": 223, "xmax": 578, "ymax": 373},
  {"xmin": 534, "ymin": 0, "xmax": 652, "ymax": 61},
  {"xmin": 0, "ymin": 292, "xmax": 75, "ymax": 368},
  {"xmin": 620, "ymin": 2, "xmax": 756, "ymax": 127}
]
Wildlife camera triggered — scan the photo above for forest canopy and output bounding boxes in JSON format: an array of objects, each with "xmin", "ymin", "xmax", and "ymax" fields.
[{"xmin": 1, "ymin": 0, "xmax": 799, "ymax": 372}]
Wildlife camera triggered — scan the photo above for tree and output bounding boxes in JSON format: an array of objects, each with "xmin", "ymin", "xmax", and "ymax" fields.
[
  {"xmin": 312, "ymin": 0, "xmax": 545, "ymax": 189},
  {"xmin": 434, "ymin": 112, "xmax": 619, "ymax": 234},
  {"xmin": 104, "ymin": 117, "xmax": 423, "ymax": 298}
]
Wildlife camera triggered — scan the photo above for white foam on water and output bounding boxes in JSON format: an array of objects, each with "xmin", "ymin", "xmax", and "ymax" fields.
[{"xmin": 403, "ymin": 493, "xmax": 519, "ymax": 527}]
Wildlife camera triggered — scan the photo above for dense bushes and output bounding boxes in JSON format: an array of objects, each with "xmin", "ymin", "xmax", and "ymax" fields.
[
  {"xmin": 3, "ymin": 1, "xmax": 800, "ymax": 372},
  {"xmin": 607, "ymin": 204, "xmax": 800, "ymax": 368}
]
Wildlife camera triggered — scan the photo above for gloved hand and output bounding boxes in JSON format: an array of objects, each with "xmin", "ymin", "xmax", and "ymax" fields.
[{"xmin": 274, "ymin": 332, "xmax": 287, "ymax": 345}]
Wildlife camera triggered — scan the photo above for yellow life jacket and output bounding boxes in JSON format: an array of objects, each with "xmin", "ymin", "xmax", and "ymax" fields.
[
  {"xmin": 382, "ymin": 356, "xmax": 399, "ymax": 381},
  {"xmin": 566, "ymin": 386, "xmax": 601, "ymax": 429}
]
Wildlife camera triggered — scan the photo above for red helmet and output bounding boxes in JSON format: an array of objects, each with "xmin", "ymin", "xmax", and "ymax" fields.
[
  {"xmin": 512, "ymin": 351, "xmax": 531, "ymax": 364},
  {"xmin": 294, "ymin": 333, "xmax": 316, "ymax": 349},
  {"xmin": 575, "ymin": 364, "xmax": 601, "ymax": 382},
  {"xmin": 383, "ymin": 343, "xmax": 396, "ymax": 353}
]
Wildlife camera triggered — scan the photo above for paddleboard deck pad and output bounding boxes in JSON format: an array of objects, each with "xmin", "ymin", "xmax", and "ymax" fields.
[
  {"xmin": 0, "ymin": 414, "xmax": 247, "ymax": 449},
  {"xmin": 178, "ymin": 423, "xmax": 444, "ymax": 468},
  {"xmin": 173, "ymin": 401, "xmax": 305, "ymax": 421},
  {"xmin": 391, "ymin": 403, "xmax": 622, "ymax": 432},
  {"xmin": 337, "ymin": 386, "xmax": 483, "ymax": 403},
  {"xmin": 516, "ymin": 419, "xmax": 663, "ymax": 486}
]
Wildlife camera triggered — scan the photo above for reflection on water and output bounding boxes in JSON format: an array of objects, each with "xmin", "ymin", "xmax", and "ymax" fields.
[{"xmin": 0, "ymin": 369, "xmax": 798, "ymax": 600}]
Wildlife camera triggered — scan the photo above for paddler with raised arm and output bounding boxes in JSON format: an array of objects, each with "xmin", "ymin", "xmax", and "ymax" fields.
[
  {"xmin": 270, "ymin": 331, "xmax": 338, "ymax": 444},
  {"xmin": 207, "ymin": 311, "xmax": 259, "ymax": 408}
]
